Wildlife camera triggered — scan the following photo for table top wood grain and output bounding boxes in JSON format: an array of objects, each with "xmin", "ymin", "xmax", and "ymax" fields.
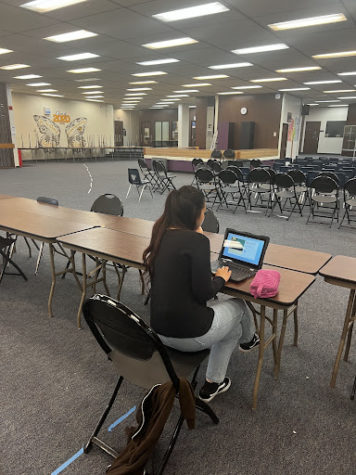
[{"xmin": 319, "ymin": 255, "xmax": 356, "ymax": 285}]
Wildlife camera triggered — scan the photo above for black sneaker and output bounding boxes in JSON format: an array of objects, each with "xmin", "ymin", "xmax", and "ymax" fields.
[
  {"xmin": 239, "ymin": 333, "xmax": 260, "ymax": 353},
  {"xmin": 198, "ymin": 377, "xmax": 231, "ymax": 402}
]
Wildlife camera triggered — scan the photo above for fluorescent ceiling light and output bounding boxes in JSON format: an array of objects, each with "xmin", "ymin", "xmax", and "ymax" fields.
[
  {"xmin": 41, "ymin": 93, "xmax": 64, "ymax": 97},
  {"xmin": 126, "ymin": 88, "xmax": 152, "ymax": 91},
  {"xmin": 26, "ymin": 82, "xmax": 50, "ymax": 86},
  {"xmin": 78, "ymin": 85, "xmax": 102, "ymax": 89},
  {"xmin": 338, "ymin": 96, "xmax": 356, "ymax": 99},
  {"xmin": 231, "ymin": 85, "xmax": 262, "ymax": 89},
  {"xmin": 86, "ymin": 95, "xmax": 103, "ymax": 98},
  {"xmin": 45, "ymin": 30, "xmax": 97, "ymax": 43},
  {"xmin": 324, "ymin": 89, "xmax": 356, "ymax": 93},
  {"xmin": 125, "ymin": 92, "xmax": 147, "ymax": 96},
  {"xmin": 315, "ymin": 100, "xmax": 341, "ymax": 103},
  {"xmin": 75, "ymin": 77, "xmax": 100, "ymax": 82},
  {"xmin": 251, "ymin": 77, "xmax": 287, "ymax": 82},
  {"xmin": 167, "ymin": 94, "xmax": 189, "ymax": 97},
  {"xmin": 81, "ymin": 91, "xmax": 102, "ymax": 94},
  {"xmin": 14, "ymin": 74, "xmax": 42, "ymax": 79},
  {"xmin": 21, "ymin": 0, "xmax": 87, "ymax": 13},
  {"xmin": 193, "ymin": 74, "xmax": 228, "ymax": 80},
  {"xmin": 338, "ymin": 71, "xmax": 356, "ymax": 76},
  {"xmin": 218, "ymin": 91, "xmax": 243, "ymax": 95},
  {"xmin": 0, "ymin": 64, "xmax": 30, "ymax": 70},
  {"xmin": 328, "ymin": 104, "xmax": 348, "ymax": 107},
  {"xmin": 279, "ymin": 87, "xmax": 310, "ymax": 91},
  {"xmin": 129, "ymin": 80, "xmax": 157, "ymax": 85},
  {"xmin": 132, "ymin": 71, "xmax": 167, "ymax": 77},
  {"xmin": 143, "ymin": 38, "xmax": 198, "ymax": 49},
  {"xmin": 307, "ymin": 103, "xmax": 319, "ymax": 106},
  {"xmin": 137, "ymin": 58, "xmax": 179, "ymax": 66},
  {"xmin": 86, "ymin": 99, "xmax": 104, "ymax": 102},
  {"xmin": 268, "ymin": 13, "xmax": 346, "ymax": 31},
  {"xmin": 313, "ymin": 50, "xmax": 356, "ymax": 59},
  {"xmin": 183, "ymin": 83, "xmax": 211, "ymax": 87},
  {"xmin": 161, "ymin": 98, "xmax": 181, "ymax": 101},
  {"xmin": 209, "ymin": 62, "xmax": 252, "ymax": 70},
  {"xmin": 174, "ymin": 89, "xmax": 198, "ymax": 93},
  {"xmin": 153, "ymin": 2, "xmax": 229, "ymax": 22},
  {"xmin": 189, "ymin": 105, "xmax": 196, "ymax": 108},
  {"xmin": 276, "ymin": 66, "xmax": 321, "ymax": 73},
  {"xmin": 36, "ymin": 89, "xmax": 58, "ymax": 92},
  {"xmin": 0, "ymin": 48, "xmax": 13, "ymax": 55},
  {"xmin": 304, "ymin": 80, "xmax": 342, "ymax": 85},
  {"xmin": 232, "ymin": 44, "xmax": 288, "ymax": 55},
  {"xmin": 67, "ymin": 67, "xmax": 101, "ymax": 73},
  {"xmin": 156, "ymin": 102, "xmax": 174, "ymax": 104},
  {"xmin": 58, "ymin": 52, "xmax": 99, "ymax": 61}
]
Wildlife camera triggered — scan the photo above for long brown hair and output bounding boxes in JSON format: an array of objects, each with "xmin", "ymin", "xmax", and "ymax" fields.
[{"xmin": 143, "ymin": 185, "xmax": 205, "ymax": 277}]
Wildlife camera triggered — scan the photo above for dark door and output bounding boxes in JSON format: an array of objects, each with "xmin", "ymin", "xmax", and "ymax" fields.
[
  {"xmin": 280, "ymin": 123, "xmax": 288, "ymax": 159},
  {"xmin": 140, "ymin": 121, "xmax": 152, "ymax": 146},
  {"xmin": 114, "ymin": 120, "xmax": 123, "ymax": 146},
  {"xmin": 303, "ymin": 121, "xmax": 321, "ymax": 154}
]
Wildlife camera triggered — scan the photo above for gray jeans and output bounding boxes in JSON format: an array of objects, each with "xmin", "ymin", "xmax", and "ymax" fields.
[{"xmin": 158, "ymin": 298, "xmax": 254, "ymax": 384}]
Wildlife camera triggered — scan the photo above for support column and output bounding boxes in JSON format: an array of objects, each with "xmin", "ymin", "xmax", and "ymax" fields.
[
  {"xmin": 0, "ymin": 82, "xmax": 15, "ymax": 168},
  {"xmin": 178, "ymin": 103, "xmax": 189, "ymax": 148}
]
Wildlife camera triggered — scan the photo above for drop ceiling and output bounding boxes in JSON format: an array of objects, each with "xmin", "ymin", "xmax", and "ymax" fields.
[{"xmin": 0, "ymin": 0, "xmax": 355, "ymax": 109}]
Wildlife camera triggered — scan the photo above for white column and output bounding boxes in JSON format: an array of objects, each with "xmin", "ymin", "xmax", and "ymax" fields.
[
  {"xmin": 6, "ymin": 85, "xmax": 19, "ymax": 166},
  {"xmin": 178, "ymin": 103, "xmax": 189, "ymax": 148}
]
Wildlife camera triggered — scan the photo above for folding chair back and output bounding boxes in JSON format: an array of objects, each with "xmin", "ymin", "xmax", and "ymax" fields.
[
  {"xmin": 195, "ymin": 167, "xmax": 214, "ymax": 184},
  {"xmin": 288, "ymin": 169, "xmax": 306, "ymax": 185},
  {"xmin": 210, "ymin": 149, "xmax": 222, "ymax": 159},
  {"xmin": 192, "ymin": 158, "xmax": 204, "ymax": 170},
  {"xmin": 37, "ymin": 196, "xmax": 59, "ymax": 206},
  {"xmin": 218, "ymin": 169, "xmax": 237, "ymax": 185},
  {"xmin": 91, "ymin": 194, "xmax": 123, "ymax": 216},
  {"xmin": 202, "ymin": 208, "xmax": 219, "ymax": 233},
  {"xmin": 248, "ymin": 167, "xmax": 272, "ymax": 186},
  {"xmin": 223, "ymin": 149, "xmax": 235, "ymax": 159},
  {"xmin": 128, "ymin": 168, "xmax": 143, "ymax": 186}
]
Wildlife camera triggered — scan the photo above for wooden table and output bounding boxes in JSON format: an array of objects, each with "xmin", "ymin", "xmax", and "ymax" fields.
[
  {"xmin": 58, "ymin": 226, "xmax": 315, "ymax": 409},
  {"xmin": 0, "ymin": 194, "xmax": 14, "ymax": 199},
  {"xmin": 319, "ymin": 256, "xmax": 356, "ymax": 387},
  {"xmin": 205, "ymin": 231, "xmax": 331, "ymax": 274}
]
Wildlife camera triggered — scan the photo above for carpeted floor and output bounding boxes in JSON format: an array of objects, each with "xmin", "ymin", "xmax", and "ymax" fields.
[{"xmin": 0, "ymin": 160, "xmax": 355, "ymax": 475}]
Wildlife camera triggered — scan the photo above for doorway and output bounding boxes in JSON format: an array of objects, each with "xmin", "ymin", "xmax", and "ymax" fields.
[
  {"xmin": 303, "ymin": 121, "xmax": 321, "ymax": 154},
  {"xmin": 140, "ymin": 121, "xmax": 152, "ymax": 146},
  {"xmin": 280, "ymin": 123, "xmax": 288, "ymax": 159},
  {"xmin": 114, "ymin": 120, "xmax": 124, "ymax": 146}
]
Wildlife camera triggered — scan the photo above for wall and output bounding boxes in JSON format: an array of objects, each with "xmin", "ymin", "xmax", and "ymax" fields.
[
  {"xmin": 301, "ymin": 106, "xmax": 348, "ymax": 154},
  {"xmin": 217, "ymin": 93, "xmax": 282, "ymax": 149},
  {"xmin": 279, "ymin": 94, "xmax": 302, "ymax": 158},
  {"xmin": 13, "ymin": 93, "xmax": 114, "ymax": 148},
  {"xmin": 114, "ymin": 109, "xmax": 140, "ymax": 146}
]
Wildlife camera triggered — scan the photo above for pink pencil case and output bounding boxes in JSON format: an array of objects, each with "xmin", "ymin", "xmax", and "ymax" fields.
[{"xmin": 250, "ymin": 269, "xmax": 281, "ymax": 299}]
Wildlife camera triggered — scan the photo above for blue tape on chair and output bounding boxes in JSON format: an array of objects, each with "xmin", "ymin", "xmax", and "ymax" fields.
[{"xmin": 108, "ymin": 406, "xmax": 136, "ymax": 432}]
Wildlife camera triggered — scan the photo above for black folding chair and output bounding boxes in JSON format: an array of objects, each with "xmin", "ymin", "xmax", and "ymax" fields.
[
  {"xmin": 306, "ymin": 176, "xmax": 339, "ymax": 227},
  {"xmin": 152, "ymin": 160, "xmax": 176, "ymax": 194},
  {"xmin": 91, "ymin": 193, "xmax": 123, "ymax": 216},
  {"xmin": 247, "ymin": 168, "xmax": 273, "ymax": 216},
  {"xmin": 207, "ymin": 159, "xmax": 222, "ymax": 176},
  {"xmin": 194, "ymin": 167, "xmax": 220, "ymax": 207},
  {"xmin": 0, "ymin": 236, "xmax": 27, "ymax": 284},
  {"xmin": 202, "ymin": 208, "xmax": 219, "ymax": 233},
  {"xmin": 217, "ymin": 169, "xmax": 247, "ymax": 213},
  {"xmin": 339, "ymin": 178, "xmax": 356, "ymax": 228},
  {"xmin": 138, "ymin": 158, "xmax": 160, "ymax": 192},
  {"xmin": 191, "ymin": 158, "xmax": 204, "ymax": 185},
  {"xmin": 126, "ymin": 168, "xmax": 153, "ymax": 202},
  {"xmin": 272, "ymin": 173, "xmax": 303, "ymax": 219},
  {"xmin": 82, "ymin": 295, "xmax": 219, "ymax": 474},
  {"xmin": 210, "ymin": 149, "xmax": 222, "ymax": 159},
  {"xmin": 223, "ymin": 149, "xmax": 235, "ymax": 159}
]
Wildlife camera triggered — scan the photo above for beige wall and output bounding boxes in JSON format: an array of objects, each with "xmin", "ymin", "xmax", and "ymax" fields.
[
  {"xmin": 114, "ymin": 109, "xmax": 140, "ymax": 146},
  {"xmin": 12, "ymin": 92, "xmax": 114, "ymax": 148}
]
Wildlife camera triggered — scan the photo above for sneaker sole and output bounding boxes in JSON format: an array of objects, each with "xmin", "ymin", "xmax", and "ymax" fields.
[
  {"xmin": 198, "ymin": 379, "xmax": 232, "ymax": 403},
  {"xmin": 239, "ymin": 342, "xmax": 260, "ymax": 353}
]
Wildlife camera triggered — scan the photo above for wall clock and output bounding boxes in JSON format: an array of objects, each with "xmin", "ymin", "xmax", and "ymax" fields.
[{"xmin": 240, "ymin": 107, "xmax": 248, "ymax": 115}]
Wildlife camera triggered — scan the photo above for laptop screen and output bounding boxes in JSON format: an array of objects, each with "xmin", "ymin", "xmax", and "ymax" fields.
[{"xmin": 221, "ymin": 231, "xmax": 266, "ymax": 267}]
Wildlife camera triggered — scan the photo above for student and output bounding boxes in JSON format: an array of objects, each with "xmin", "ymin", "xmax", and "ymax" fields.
[{"xmin": 143, "ymin": 186, "xmax": 259, "ymax": 402}]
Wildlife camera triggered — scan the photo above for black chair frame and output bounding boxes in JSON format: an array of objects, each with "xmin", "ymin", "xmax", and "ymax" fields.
[
  {"xmin": 0, "ymin": 236, "xmax": 27, "ymax": 284},
  {"xmin": 306, "ymin": 176, "xmax": 340, "ymax": 227},
  {"xmin": 152, "ymin": 160, "xmax": 176, "ymax": 194},
  {"xmin": 339, "ymin": 178, "xmax": 356, "ymax": 228},
  {"xmin": 272, "ymin": 174, "xmax": 303, "ymax": 220},
  {"xmin": 82, "ymin": 295, "xmax": 219, "ymax": 475},
  {"xmin": 138, "ymin": 158, "xmax": 161, "ymax": 192},
  {"xmin": 217, "ymin": 169, "xmax": 247, "ymax": 213}
]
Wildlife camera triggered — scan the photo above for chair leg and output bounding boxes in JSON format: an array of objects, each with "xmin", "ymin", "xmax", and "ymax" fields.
[
  {"xmin": 125, "ymin": 184, "xmax": 132, "ymax": 200},
  {"xmin": 84, "ymin": 376, "xmax": 124, "ymax": 454},
  {"xmin": 351, "ymin": 375, "xmax": 356, "ymax": 400},
  {"xmin": 157, "ymin": 415, "xmax": 184, "ymax": 475},
  {"xmin": 194, "ymin": 397, "xmax": 219, "ymax": 424},
  {"xmin": 0, "ymin": 248, "xmax": 27, "ymax": 283},
  {"xmin": 34, "ymin": 242, "xmax": 44, "ymax": 275},
  {"xmin": 23, "ymin": 237, "xmax": 32, "ymax": 258}
]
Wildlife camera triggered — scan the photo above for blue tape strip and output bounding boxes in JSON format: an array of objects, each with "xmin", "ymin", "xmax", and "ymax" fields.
[
  {"xmin": 108, "ymin": 405, "xmax": 136, "ymax": 432},
  {"xmin": 51, "ymin": 447, "xmax": 84, "ymax": 475}
]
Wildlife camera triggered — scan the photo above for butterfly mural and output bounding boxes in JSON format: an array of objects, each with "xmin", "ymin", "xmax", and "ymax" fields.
[
  {"xmin": 33, "ymin": 115, "xmax": 61, "ymax": 147},
  {"xmin": 65, "ymin": 117, "xmax": 87, "ymax": 147}
]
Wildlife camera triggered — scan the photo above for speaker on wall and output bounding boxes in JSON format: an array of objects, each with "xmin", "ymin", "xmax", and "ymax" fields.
[
  {"xmin": 302, "ymin": 105, "xmax": 310, "ymax": 116},
  {"xmin": 240, "ymin": 121, "xmax": 255, "ymax": 149}
]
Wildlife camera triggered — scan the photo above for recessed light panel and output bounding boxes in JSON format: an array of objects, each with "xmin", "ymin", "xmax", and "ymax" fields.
[
  {"xmin": 269, "ymin": 13, "xmax": 346, "ymax": 31},
  {"xmin": 323, "ymin": 89, "xmax": 356, "ymax": 93},
  {"xmin": 183, "ymin": 83, "xmax": 211, "ymax": 87},
  {"xmin": 193, "ymin": 74, "xmax": 228, "ymax": 80},
  {"xmin": 81, "ymin": 91, "xmax": 102, "ymax": 94},
  {"xmin": 250, "ymin": 77, "xmax": 287, "ymax": 82},
  {"xmin": 78, "ymin": 85, "xmax": 102, "ymax": 89},
  {"xmin": 276, "ymin": 66, "xmax": 321, "ymax": 73},
  {"xmin": 313, "ymin": 50, "xmax": 356, "ymax": 59},
  {"xmin": 86, "ymin": 99, "xmax": 104, "ymax": 102},
  {"xmin": 0, "ymin": 64, "xmax": 30, "ymax": 70},
  {"xmin": 315, "ymin": 99, "xmax": 341, "ymax": 102},
  {"xmin": 67, "ymin": 67, "xmax": 101, "ymax": 73},
  {"xmin": 209, "ymin": 62, "xmax": 252, "ymax": 70},
  {"xmin": 137, "ymin": 58, "xmax": 179, "ymax": 66},
  {"xmin": 21, "ymin": 0, "xmax": 87, "ymax": 13},
  {"xmin": 58, "ymin": 52, "xmax": 99, "ymax": 61},
  {"xmin": 27, "ymin": 82, "xmax": 50, "ymax": 86},
  {"xmin": 218, "ymin": 91, "xmax": 243, "ymax": 95},
  {"xmin": 338, "ymin": 96, "xmax": 356, "ymax": 99},
  {"xmin": 328, "ymin": 105, "xmax": 348, "ymax": 107},
  {"xmin": 36, "ymin": 89, "xmax": 57, "ymax": 92},
  {"xmin": 125, "ymin": 93, "xmax": 147, "ymax": 96},
  {"xmin": 143, "ymin": 38, "xmax": 198, "ymax": 49},
  {"xmin": 304, "ymin": 80, "xmax": 342, "ymax": 85},
  {"xmin": 129, "ymin": 80, "xmax": 157, "ymax": 85},
  {"xmin": 231, "ymin": 85, "xmax": 262, "ymax": 89},
  {"xmin": 279, "ymin": 87, "xmax": 310, "ymax": 91},
  {"xmin": 174, "ymin": 90, "xmax": 199, "ymax": 93},
  {"xmin": 75, "ymin": 77, "xmax": 100, "ymax": 82},
  {"xmin": 45, "ymin": 30, "xmax": 97, "ymax": 43},
  {"xmin": 41, "ymin": 93, "xmax": 64, "ymax": 97},
  {"xmin": 14, "ymin": 74, "xmax": 42, "ymax": 79},
  {"xmin": 153, "ymin": 3, "xmax": 229, "ymax": 22},
  {"xmin": 0, "ymin": 48, "xmax": 13, "ymax": 55},
  {"xmin": 126, "ymin": 88, "xmax": 152, "ymax": 91},
  {"xmin": 232, "ymin": 44, "xmax": 288, "ymax": 55},
  {"xmin": 132, "ymin": 71, "xmax": 167, "ymax": 77},
  {"xmin": 337, "ymin": 71, "xmax": 356, "ymax": 76}
]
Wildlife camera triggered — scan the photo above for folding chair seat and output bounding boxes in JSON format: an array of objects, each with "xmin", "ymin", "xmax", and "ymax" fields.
[
  {"xmin": 138, "ymin": 158, "xmax": 160, "ymax": 191},
  {"xmin": 82, "ymin": 295, "xmax": 219, "ymax": 474},
  {"xmin": 272, "ymin": 173, "xmax": 303, "ymax": 220},
  {"xmin": 247, "ymin": 168, "xmax": 273, "ymax": 215},
  {"xmin": 339, "ymin": 178, "xmax": 356, "ymax": 228},
  {"xmin": 306, "ymin": 176, "xmax": 340, "ymax": 227},
  {"xmin": 152, "ymin": 160, "xmax": 176, "ymax": 194},
  {"xmin": 0, "ymin": 236, "xmax": 27, "ymax": 284},
  {"xmin": 125, "ymin": 168, "xmax": 153, "ymax": 202},
  {"xmin": 218, "ymin": 169, "xmax": 247, "ymax": 213},
  {"xmin": 194, "ymin": 167, "xmax": 220, "ymax": 207}
]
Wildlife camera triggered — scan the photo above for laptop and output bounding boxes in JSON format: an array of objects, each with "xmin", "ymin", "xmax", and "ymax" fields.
[{"xmin": 211, "ymin": 228, "xmax": 270, "ymax": 282}]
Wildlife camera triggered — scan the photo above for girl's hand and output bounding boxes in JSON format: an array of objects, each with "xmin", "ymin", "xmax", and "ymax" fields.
[
  {"xmin": 196, "ymin": 226, "xmax": 204, "ymax": 234},
  {"xmin": 215, "ymin": 266, "xmax": 231, "ymax": 282}
]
